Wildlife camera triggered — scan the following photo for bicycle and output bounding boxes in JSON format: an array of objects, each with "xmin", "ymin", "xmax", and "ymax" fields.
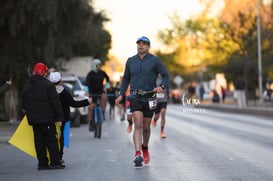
[{"xmin": 89, "ymin": 94, "xmax": 104, "ymax": 138}]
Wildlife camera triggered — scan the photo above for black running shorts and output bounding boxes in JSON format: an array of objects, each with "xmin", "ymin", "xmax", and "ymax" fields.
[{"xmin": 129, "ymin": 98, "xmax": 154, "ymax": 118}]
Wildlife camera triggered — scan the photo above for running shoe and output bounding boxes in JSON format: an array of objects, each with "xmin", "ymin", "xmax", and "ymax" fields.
[
  {"xmin": 142, "ymin": 149, "xmax": 150, "ymax": 164},
  {"xmin": 152, "ymin": 120, "xmax": 157, "ymax": 127},
  {"xmin": 120, "ymin": 114, "xmax": 125, "ymax": 121},
  {"xmin": 37, "ymin": 165, "xmax": 49, "ymax": 170},
  {"xmin": 160, "ymin": 132, "xmax": 166, "ymax": 139},
  {"xmin": 134, "ymin": 155, "xmax": 143, "ymax": 168},
  {"xmin": 49, "ymin": 164, "xmax": 65, "ymax": 169},
  {"xmin": 127, "ymin": 125, "xmax": 132, "ymax": 133}
]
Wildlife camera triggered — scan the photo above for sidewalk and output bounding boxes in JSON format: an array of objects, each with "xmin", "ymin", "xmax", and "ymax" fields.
[
  {"xmin": 197, "ymin": 99, "xmax": 273, "ymax": 117},
  {"xmin": 0, "ymin": 121, "xmax": 18, "ymax": 147}
]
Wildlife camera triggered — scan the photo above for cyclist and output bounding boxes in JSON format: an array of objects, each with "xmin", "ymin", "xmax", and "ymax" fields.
[
  {"xmin": 152, "ymin": 74, "xmax": 169, "ymax": 138},
  {"xmin": 115, "ymin": 36, "xmax": 169, "ymax": 167},
  {"xmin": 86, "ymin": 59, "xmax": 110, "ymax": 131}
]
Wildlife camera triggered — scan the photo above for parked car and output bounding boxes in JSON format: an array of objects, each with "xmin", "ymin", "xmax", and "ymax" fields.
[
  {"xmin": 78, "ymin": 76, "xmax": 87, "ymax": 86},
  {"xmin": 78, "ymin": 76, "xmax": 89, "ymax": 92},
  {"xmin": 61, "ymin": 74, "xmax": 89, "ymax": 127}
]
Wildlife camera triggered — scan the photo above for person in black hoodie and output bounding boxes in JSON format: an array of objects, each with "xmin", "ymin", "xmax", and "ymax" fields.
[
  {"xmin": 49, "ymin": 71, "xmax": 91, "ymax": 163},
  {"xmin": 22, "ymin": 63, "xmax": 65, "ymax": 170}
]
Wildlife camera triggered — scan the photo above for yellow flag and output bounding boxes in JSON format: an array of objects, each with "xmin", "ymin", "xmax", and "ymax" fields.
[
  {"xmin": 8, "ymin": 116, "xmax": 37, "ymax": 158},
  {"xmin": 9, "ymin": 116, "xmax": 61, "ymax": 159}
]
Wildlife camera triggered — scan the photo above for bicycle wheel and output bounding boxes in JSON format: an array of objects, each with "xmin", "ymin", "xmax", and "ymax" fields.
[
  {"xmin": 93, "ymin": 107, "xmax": 98, "ymax": 138},
  {"xmin": 97, "ymin": 106, "xmax": 103, "ymax": 138}
]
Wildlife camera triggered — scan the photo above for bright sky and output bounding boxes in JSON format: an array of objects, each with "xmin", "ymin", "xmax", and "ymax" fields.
[{"xmin": 93, "ymin": 0, "xmax": 224, "ymax": 62}]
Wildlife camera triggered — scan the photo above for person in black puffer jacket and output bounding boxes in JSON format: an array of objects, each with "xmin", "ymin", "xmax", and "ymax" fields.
[
  {"xmin": 22, "ymin": 62, "xmax": 65, "ymax": 170},
  {"xmin": 49, "ymin": 71, "xmax": 90, "ymax": 163}
]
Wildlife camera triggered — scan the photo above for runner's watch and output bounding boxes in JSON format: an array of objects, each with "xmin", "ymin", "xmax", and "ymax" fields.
[{"xmin": 160, "ymin": 85, "xmax": 165, "ymax": 90}]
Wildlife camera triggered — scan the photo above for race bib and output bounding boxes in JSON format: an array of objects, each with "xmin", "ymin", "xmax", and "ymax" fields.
[
  {"xmin": 156, "ymin": 93, "xmax": 164, "ymax": 99},
  {"xmin": 148, "ymin": 98, "xmax": 157, "ymax": 110}
]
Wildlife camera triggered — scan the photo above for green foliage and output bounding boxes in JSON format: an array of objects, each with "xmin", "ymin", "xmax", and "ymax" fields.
[
  {"xmin": 0, "ymin": 0, "xmax": 111, "ymax": 91},
  {"xmin": 157, "ymin": 13, "xmax": 237, "ymax": 82},
  {"xmin": 155, "ymin": 50, "xmax": 184, "ymax": 74},
  {"xmin": 157, "ymin": 0, "xmax": 273, "ymax": 98},
  {"xmin": 0, "ymin": 0, "xmax": 111, "ymax": 120},
  {"xmin": 219, "ymin": 2, "xmax": 273, "ymax": 97}
]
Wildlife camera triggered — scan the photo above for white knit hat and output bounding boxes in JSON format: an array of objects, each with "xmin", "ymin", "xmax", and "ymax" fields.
[{"xmin": 49, "ymin": 72, "xmax": 62, "ymax": 83}]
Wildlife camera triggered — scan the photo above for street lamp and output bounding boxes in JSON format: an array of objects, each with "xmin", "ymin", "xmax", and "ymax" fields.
[{"xmin": 257, "ymin": 0, "xmax": 263, "ymax": 105}]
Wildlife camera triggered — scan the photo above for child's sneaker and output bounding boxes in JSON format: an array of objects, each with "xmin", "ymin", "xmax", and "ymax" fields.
[
  {"xmin": 134, "ymin": 155, "xmax": 143, "ymax": 168},
  {"xmin": 160, "ymin": 132, "xmax": 166, "ymax": 139}
]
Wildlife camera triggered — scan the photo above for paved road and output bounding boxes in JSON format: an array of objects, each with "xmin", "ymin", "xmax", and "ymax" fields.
[{"xmin": 1, "ymin": 104, "xmax": 273, "ymax": 181}]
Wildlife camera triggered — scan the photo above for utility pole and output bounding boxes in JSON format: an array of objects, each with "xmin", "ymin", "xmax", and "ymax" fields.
[{"xmin": 257, "ymin": 0, "xmax": 263, "ymax": 105}]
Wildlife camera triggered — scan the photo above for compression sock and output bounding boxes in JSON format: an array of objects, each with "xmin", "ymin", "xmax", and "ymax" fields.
[
  {"xmin": 161, "ymin": 126, "xmax": 164, "ymax": 132},
  {"xmin": 142, "ymin": 145, "xmax": 148, "ymax": 150},
  {"xmin": 135, "ymin": 151, "xmax": 141, "ymax": 156},
  {"xmin": 128, "ymin": 119, "xmax": 133, "ymax": 125}
]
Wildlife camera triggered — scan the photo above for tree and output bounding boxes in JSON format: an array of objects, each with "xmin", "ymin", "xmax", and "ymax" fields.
[
  {"xmin": 156, "ymin": 0, "xmax": 273, "ymax": 100},
  {"xmin": 219, "ymin": 0, "xmax": 273, "ymax": 98},
  {"xmin": 0, "ymin": 0, "xmax": 111, "ymax": 120},
  {"xmin": 157, "ymin": 12, "xmax": 237, "ymax": 82}
]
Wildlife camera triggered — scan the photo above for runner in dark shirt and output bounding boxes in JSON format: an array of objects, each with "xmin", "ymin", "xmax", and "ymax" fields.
[{"xmin": 115, "ymin": 36, "xmax": 169, "ymax": 167}]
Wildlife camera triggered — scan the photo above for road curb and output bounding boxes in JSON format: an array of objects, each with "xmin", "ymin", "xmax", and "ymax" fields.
[
  {"xmin": 196, "ymin": 103, "xmax": 273, "ymax": 117},
  {"xmin": 0, "ymin": 121, "xmax": 18, "ymax": 144}
]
